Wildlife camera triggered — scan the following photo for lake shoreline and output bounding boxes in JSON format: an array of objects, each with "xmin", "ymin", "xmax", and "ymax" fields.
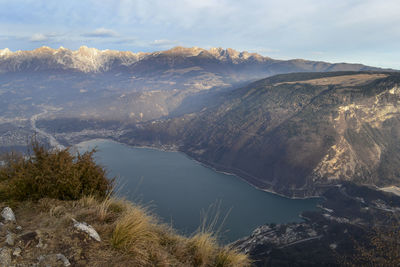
[
  {"xmin": 75, "ymin": 138, "xmax": 321, "ymax": 242},
  {"xmin": 75, "ymin": 138, "xmax": 323, "ymax": 201}
]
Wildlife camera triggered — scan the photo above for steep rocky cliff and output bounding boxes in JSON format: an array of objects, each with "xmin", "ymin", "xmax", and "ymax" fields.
[{"xmin": 118, "ymin": 71, "xmax": 400, "ymax": 197}]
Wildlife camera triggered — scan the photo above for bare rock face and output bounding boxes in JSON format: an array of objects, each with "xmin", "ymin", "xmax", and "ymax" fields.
[{"xmin": 1, "ymin": 207, "xmax": 16, "ymax": 222}]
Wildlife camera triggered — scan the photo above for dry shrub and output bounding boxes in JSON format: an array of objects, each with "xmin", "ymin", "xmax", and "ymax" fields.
[{"xmin": 0, "ymin": 141, "xmax": 113, "ymax": 201}]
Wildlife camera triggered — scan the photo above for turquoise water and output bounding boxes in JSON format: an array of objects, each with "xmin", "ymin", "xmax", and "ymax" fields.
[{"xmin": 77, "ymin": 139, "xmax": 319, "ymax": 243}]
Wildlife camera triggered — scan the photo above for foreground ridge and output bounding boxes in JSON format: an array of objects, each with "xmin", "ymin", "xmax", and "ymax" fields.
[{"xmin": 0, "ymin": 143, "xmax": 250, "ymax": 266}]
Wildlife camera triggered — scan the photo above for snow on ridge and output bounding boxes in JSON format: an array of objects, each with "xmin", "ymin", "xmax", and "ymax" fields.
[
  {"xmin": 0, "ymin": 46, "xmax": 145, "ymax": 72},
  {"xmin": 0, "ymin": 46, "xmax": 269, "ymax": 72},
  {"xmin": 0, "ymin": 48, "xmax": 12, "ymax": 57}
]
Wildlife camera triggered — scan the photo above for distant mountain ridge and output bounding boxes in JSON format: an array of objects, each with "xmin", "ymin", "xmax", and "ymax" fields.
[
  {"xmin": 0, "ymin": 46, "xmax": 393, "ymax": 125},
  {"xmin": 0, "ymin": 46, "xmax": 391, "ymax": 74}
]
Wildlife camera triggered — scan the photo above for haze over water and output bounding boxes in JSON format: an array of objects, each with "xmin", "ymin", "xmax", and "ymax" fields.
[{"xmin": 77, "ymin": 139, "xmax": 319, "ymax": 243}]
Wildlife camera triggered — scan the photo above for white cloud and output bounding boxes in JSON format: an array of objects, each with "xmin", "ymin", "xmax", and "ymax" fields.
[
  {"xmin": 30, "ymin": 33, "xmax": 48, "ymax": 42},
  {"xmin": 150, "ymin": 39, "xmax": 179, "ymax": 46},
  {"xmin": 83, "ymin": 28, "xmax": 118, "ymax": 38},
  {"xmin": 112, "ymin": 37, "xmax": 138, "ymax": 45},
  {"xmin": 252, "ymin": 48, "xmax": 280, "ymax": 55}
]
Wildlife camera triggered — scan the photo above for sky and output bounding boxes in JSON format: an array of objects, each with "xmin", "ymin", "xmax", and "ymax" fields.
[{"xmin": 1, "ymin": 0, "xmax": 399, "ymax": 69}]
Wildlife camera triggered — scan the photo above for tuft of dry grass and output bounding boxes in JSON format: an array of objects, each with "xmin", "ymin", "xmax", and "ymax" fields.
[
  {"xmin": 97, "ymin": 193, "xmax": 113, "ymax": 221},
  {"xmin": 215, "ymin": 246, "xmax": 252, "ymax": 267},
  {"xmin": 181, "ymin": 231, "xmax": 251, "ymax": 267},
  {"xmin": 79, "ymin": 195, "xmax": 98, "ymax": 208},
  {"xmin": 111, "ymin": 204, "xmax": 159, "ymax": 258},
  {"xmin": 186, "ymin": 232, "xmax": 218, "ymax": 266},
  {"xmin": 107, "ymin": 199, "xmax": 251, "ymax": 266}
]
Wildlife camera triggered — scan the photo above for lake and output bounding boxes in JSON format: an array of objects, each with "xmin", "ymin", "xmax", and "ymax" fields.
[{"xmin": 77, "ymin": 139, "xmax": 320, "ymax": 243}]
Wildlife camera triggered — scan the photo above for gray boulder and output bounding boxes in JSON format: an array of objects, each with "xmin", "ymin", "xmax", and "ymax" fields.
[
  {"xmin": 6, "ymin": 231, "xmax": 15, "ymax": 246},
  {"xmin": 1, "ymin": 207, "xmax": 16, "ymax": 222},
  {"xmin": 72, "ymin": 218, "xmax": 101, "ymax": 241}
]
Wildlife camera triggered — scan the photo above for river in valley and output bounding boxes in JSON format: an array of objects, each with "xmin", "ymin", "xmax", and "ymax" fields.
[{"xmin": 77, "ymin": 139, "xmax": 320, "ymax": 243}]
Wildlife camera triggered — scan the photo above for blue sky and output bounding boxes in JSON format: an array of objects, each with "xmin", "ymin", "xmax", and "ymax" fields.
[{"xmin": 1, "ymin": 0, "xmax": 399, "ymax": 69}]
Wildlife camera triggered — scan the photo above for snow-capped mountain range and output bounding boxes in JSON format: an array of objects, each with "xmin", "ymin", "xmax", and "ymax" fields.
[
  {"xmin": 0, "ymin": 46, "xmax": 388, "ymax": 74},
  {"xmin": 0, "ymin": 46, "xmax": 270, "ymax": 73}
]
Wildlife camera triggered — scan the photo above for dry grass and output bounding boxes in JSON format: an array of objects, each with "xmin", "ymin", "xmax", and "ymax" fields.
[
  {"xmin": 186, "ymin": 232, "xmax": 219, "ymax": 266},
  {"xmin": 79, "ymin": 195, "xmax": 98, "ymax": 208},
  {"xmin": 108, "ymin": 198, "xmax": 251, "ymax": 266},
  {"xmin": 97, "ymin": 192, "xmax": 113, "ymax": 221},
  {"xmin": 216, "ymin": 247, "xmax": 252, "ymax": 267},
  {"xmin": 1, "ymin": 195, "xmax": 251, "ymax": 266},
  {"xmin": 111, "ymin": 204, "xmax": 159, "ymax": 264},
  {"xmin": 181, "ymin": 230, "xmax": 250, "ymax": 267}
]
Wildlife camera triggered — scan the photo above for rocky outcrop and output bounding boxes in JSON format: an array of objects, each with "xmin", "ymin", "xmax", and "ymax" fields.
[{"xmin": 0, "ymin": 206, "xmax": 101, "ymax": 266}]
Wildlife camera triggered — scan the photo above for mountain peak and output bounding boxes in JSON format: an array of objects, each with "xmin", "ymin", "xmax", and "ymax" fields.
[
  {"xmin": 159, "ymin": 46, "xmax": 267, "ymax": 62},
  {"xmin": 0, "ymin": 48, "xmax": 12, "ymax": 57},
  {"xmin": 226, "ymin": 47, "xmax": 240, "ymax": 57},
  {"xmin": 163, "ymin": 46, "xmax": 205, "ymax": 57},
  {"xmin": 33, "ymin": 46, "xmax": 56, "ymax": 54},
  {"xmin": 76, "ymin": 46, "xmax": 101, "ymax": 57},
  {"xmin": 206, "ymin": 47, "xmax": 268, "ymax": 62},
  {"xmin": 207, "ymin": 47, "xmax": 226, "ymax": 57}
]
